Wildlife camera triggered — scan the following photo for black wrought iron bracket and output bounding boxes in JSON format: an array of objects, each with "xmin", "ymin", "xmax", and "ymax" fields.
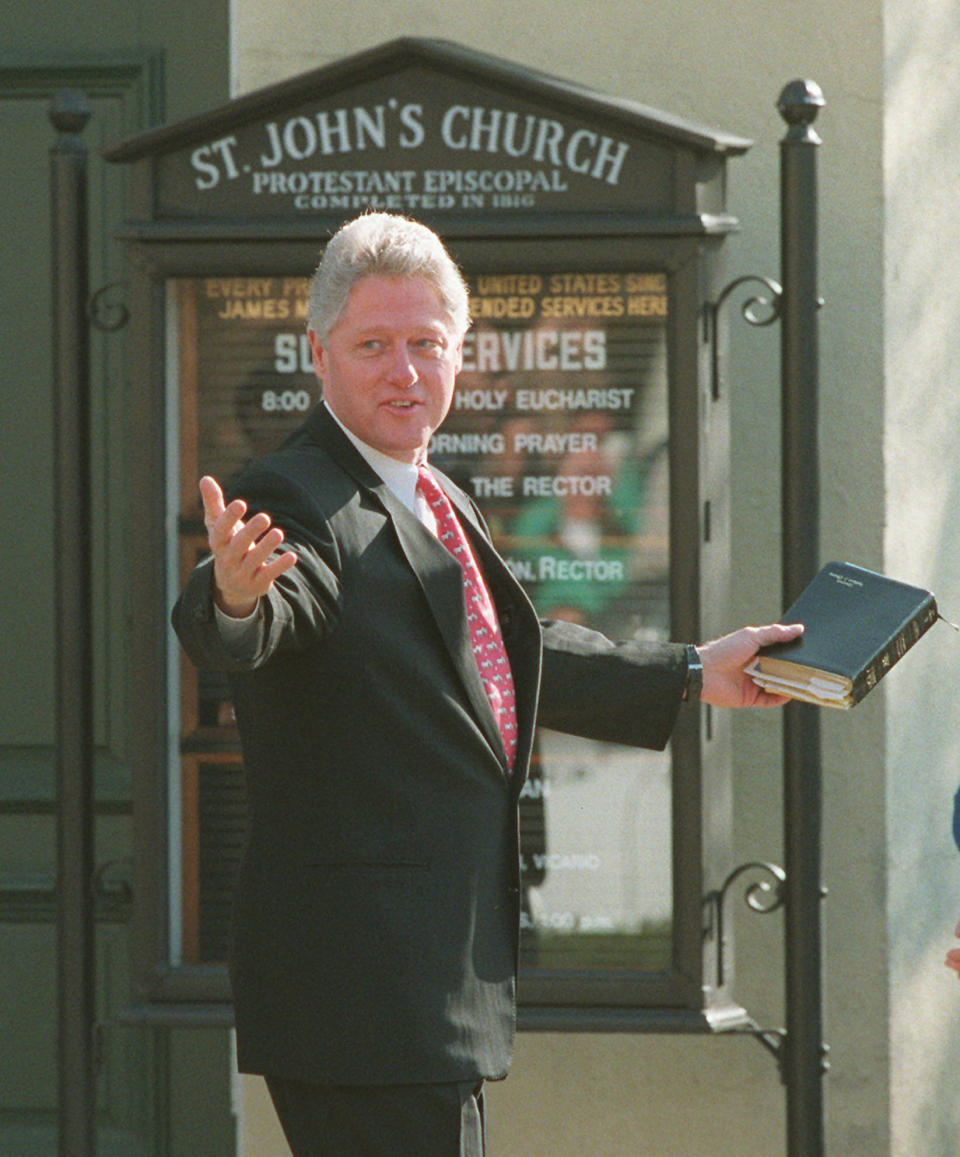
[
  {"xmin": 706, "ymin": 860, "xmax": 787, "ymax": 990},
  {"xmin": 87, "ymin": 279, "xmax": 130, "ymax": 332},
  {"xmin": 737, "ymin": 1020, "xmax": 830, "ymax": 1085},
  {"xmin": 708, "ymin": 275, "xmax": 784, "ymax": 399},
  {"xmin": 92, "ymin": 855, "xmax": 134, "ymax": 910},
  {"xmin": 749, "ymin": 1023, "xmax": 788, "ymax": 1066},
  {"xmin": 704, "ymin": 861, "xmax": 789, "ymax": 1074},
  {"xmin": 91, "ymin": 856, "xmax": 134, "ymax": 1073},
  {"xmin": 704, "ymin": 860, "xmax": 830, "ymax": 1082}
]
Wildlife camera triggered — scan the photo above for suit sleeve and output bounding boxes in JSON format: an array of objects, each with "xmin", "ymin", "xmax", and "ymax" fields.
[
  {"xmin": 172, "ymin": 465, "xmax": 343, "ymax": 672},
  {"xmin": 461, "ymin": 480, "xmax": 688, "ymax": 752},
  {"xmin": 536, "ymin": 618, "xmax": 687, "ymax": 751}
]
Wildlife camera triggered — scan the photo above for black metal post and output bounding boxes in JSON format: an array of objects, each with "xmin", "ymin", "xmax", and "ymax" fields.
[
  {"xmin": 49, "ymin": 89, "xmax": 97, "ymax": 1157},
  {"xmin": 778, "ymin": 80, "xmax": 826, "ymax": 1157}
]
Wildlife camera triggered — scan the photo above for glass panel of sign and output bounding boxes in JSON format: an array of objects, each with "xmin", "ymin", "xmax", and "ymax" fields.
[{"xmin": 168, "ymin": 267, "xmax": 672, "ymax": 975}]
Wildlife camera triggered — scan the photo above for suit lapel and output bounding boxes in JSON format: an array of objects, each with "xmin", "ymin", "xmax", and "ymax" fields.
[
  {"xmin": 380, "ymin": 484, "xmax": 511, "ymax": 769},
  {"xmin": 428, "ymin": 466, "xmax": 544, "ymax": 779},
  {"xmin": 305, "ymin": 407, "xmax": 512, "ymax": 769}
]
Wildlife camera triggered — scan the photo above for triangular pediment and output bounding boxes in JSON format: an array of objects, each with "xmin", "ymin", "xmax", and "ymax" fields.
[{"xmin": 105, "ymin": 38, "xmax": 750, "ymax": 233}]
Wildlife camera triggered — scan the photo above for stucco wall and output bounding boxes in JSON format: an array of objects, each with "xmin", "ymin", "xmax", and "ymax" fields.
[
  {"xmin": 226, "ymin": 2, "xmax": 960, "ymax": 1153},
  {"xmin": 883, "ymin": 0, "xmax": 960, "ymax": 1153}
]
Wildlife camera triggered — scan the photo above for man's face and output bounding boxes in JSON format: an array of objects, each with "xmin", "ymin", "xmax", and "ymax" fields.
[{"xmin": 308, "ymin": 274, "xmax": 465, "ymax": 464}]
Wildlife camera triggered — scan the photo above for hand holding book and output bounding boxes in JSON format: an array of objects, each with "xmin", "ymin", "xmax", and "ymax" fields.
[
  {"xmin": 745, "ymin": 562, "xmax": 942, "ymax": 709},
  {"xmin": 699, "ymin": 622, "xmax": 805, "ymax": 708}
]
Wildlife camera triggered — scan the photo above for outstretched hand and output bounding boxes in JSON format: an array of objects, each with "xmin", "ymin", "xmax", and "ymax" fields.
[
  {"xmin": 199, "ymin": 475, "xmax": 298, "ymax": 618},
  {"xmin": 699, "ymin": 622, "xmax": 805, "ymax": 708}
]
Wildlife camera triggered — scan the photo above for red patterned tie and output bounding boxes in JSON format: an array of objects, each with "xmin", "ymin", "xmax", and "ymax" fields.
[{"xmin": 416, "ymin": 466, "xmax": 518, "ymax": 769}]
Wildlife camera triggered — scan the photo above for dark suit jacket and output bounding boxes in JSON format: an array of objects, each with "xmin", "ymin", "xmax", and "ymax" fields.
[{"xmin": 173, "ymin": 404, "xmax": 687, "ymax": 1086}]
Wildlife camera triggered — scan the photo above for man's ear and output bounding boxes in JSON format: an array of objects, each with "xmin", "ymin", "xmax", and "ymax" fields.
[{"xmin": 307, "ymin": 329, "xmax": 326, "ymax": 379}]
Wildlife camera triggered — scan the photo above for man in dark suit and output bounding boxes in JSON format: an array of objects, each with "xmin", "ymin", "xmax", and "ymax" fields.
[{"xmin": 173, "ymin": 212, "xmax": 801, "ymax": 1156}]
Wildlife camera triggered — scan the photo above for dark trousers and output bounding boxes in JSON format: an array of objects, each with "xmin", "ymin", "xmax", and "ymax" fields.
[{"xmin": 265, "ymin": 1076, "xmax": 486, "ymax": 1157}]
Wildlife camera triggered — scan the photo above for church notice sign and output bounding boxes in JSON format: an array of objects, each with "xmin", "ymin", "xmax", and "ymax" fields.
[
  {"xmin": 154, "ymin": 63, "xmax": 673, "ymax": 220},
  {"xmin": 168, "ymin": 267, "xmax": 673, "ymax": 974}
]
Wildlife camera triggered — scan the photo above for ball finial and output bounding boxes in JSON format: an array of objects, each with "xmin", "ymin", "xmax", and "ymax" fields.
[
  {"xmin": 777, "ymin": 79, "xmax": 825, "ymax": 127},
  {"xmin": 49, "ymin": 89, "xmax": 92, "ymax": 136}
]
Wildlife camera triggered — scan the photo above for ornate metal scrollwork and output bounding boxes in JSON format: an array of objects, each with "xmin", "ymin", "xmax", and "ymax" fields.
[
  {"xmin": 709, "ymin": 274, "xmax": 784, "ymax": 400},
  {"xmin": 722, "ymin": 859, "xmax": 787, "ymax": 915},
  {"xmin": 87, "ymin": 280, "xmax": 130, "ymax": 332},
  {"xmin": 705, "ymin": 859, "xmax": 786, "ymax": 990},
  {"xmin": 703, "ymin": 859, "xmax": 789, "ymax": 1071},
  {"xmin": 92, "ymin": 856, "xmax": 134, "ymax": 911},
  {"xmin": 714, "ymin": 274, "xmax": 784, "ymax": 329}
]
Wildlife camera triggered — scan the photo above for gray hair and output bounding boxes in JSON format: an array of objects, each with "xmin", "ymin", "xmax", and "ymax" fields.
[{"xmin": 307, "ymin": 213, "xmax": 471, "ymax": 341}]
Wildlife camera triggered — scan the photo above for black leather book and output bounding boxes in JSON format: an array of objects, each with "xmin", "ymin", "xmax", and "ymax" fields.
[{"xmin": 746, "ymin": 561, "xmax": 939, "ymax": 708}]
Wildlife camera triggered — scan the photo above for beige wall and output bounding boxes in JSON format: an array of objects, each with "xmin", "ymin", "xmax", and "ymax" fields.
[
  {"xmin": 228, "ymin": 3, "xmax": 960, "ymax": 1153},
  {"xmin": 883, "ymin": 0, "xmax": 960, "ymax": 1153}
]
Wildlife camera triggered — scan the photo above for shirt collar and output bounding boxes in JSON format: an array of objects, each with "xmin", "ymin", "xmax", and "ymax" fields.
[{"xmin": 323, "ymin": 400, "xmax": 422, "ymax": 515}]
